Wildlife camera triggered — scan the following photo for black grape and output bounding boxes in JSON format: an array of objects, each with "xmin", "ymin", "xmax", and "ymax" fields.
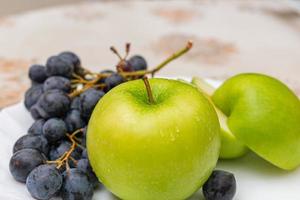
[
  {"xmin": 128, "ymin": 55, "xmax": 148, "ymax": 71},
  {"xmin": 79, "ymin": 88, "xmax": 104, "ymax": 119},
  {"xmin": 43, "ymin": 76, "xmax": 71, "ymax": 92},
  {"xmin": 77, "ymin": 159, "xmax": 99, "ymax": 188},
  {"xmin": 24, "ymin": 85, "xmax": 44, "ymax": 110},
  {"xmin": 203, "ymin": 170, "xmax": 236, "ymax": 200},
  {"xmin": 9, "ymin": 149, "xmax": 45, "ymax": 183},
  {"xmin": 28, "ymin": 119, "xmax": 45, "ymax": 135},
  {"xmin": 104, "ymin": 73, "xmax": 124, "ymax": 92},
  {"xmin": 43, "ymin": 118, "xmax": 67, "ymax": 143},
  {"xmin": 61, "ymin": 168, "xmax": 93, "ymax": 200},
  {"xmin": 46, "ymin": 55, "xmax": 74, "ymax": 78},
  {"xmin": 64, "ymin": 109, "xmax": 85, "ymax": 133},
  {"xmin": 29, "ymin": 64, "xmax": 48, "ymax": 83},
  {"xmin": 13, "ymin": 134, "xmax": 49, "ymax": 155},
  {"xmin": 58, "ymin": 51, "xmax": 84, "ymax": 76},
  {"xmin": 37, "ymin": 90, "xmax": 70, "ymax": 118},
  {"xmin": 26, "ymin": 164, "xmax": 63, "ymax": 200}
]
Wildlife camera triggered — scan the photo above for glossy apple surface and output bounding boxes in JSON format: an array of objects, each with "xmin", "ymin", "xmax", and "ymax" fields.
[
  {"xmin": 87, "ymin": 78, "xmax": 220, "ymax": 200},
  {"xmin": 192, "ymin": 77, "xmax": 248, "ymax": 159},
  {"xmin": 213, "ymin": 73, "xmax": 300, "ymax": 170}
]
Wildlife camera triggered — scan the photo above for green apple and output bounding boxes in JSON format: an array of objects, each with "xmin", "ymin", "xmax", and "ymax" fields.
[
  {"xmin": 192, "ymin": 77, "xmax": 248, "ymax": 159},
  {"xmin": 212, "ymin": 73, "xmax": 300, "ymax": 170},
  {"xmin": 87, "ymin": 78, "xmax": 220, "ymax": 200}
]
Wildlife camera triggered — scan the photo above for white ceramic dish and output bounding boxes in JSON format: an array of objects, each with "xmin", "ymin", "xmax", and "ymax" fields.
[{"xmin": 1, "ymin": 79, "xmax": 300, "ymax": 200}]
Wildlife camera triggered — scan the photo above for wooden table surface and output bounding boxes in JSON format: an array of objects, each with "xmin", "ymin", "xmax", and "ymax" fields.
[{"xmin": 0, "ymin": 0, "xmax": 299, "ymax": 107}]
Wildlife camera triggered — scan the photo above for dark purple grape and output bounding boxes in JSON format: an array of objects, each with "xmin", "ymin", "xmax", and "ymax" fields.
[
  {"xmin": 79, "ymin": 88, "xmax": 104, "ymax": 119},
  {"xmin": 46, "ymin": 55, "xmax": 74, "ymax": 78},
  {"xmin": 64, "ymin": 109, "xmax": 85, "ymax": 133},
  {"xmin": 77, "ymin": 159, "xmax": 99, "ymax": 188},
  {"xmin": 104, "ymin": 73, "xmax": 125, "ymax": 92},
  {"xmin": 9, "ymin": 149, "xmax": 45, "ymax": 183},
  {"xmin": 128, "ymin": 55, "xmax": 147, "ymax": 71},
  {"xmin": 61, "ymin": 168, "xmax": 93, "ymax": 200},
  {"xmin": 24, "ymin": 85, "xmax": 44, "ymax": 110},
  {"xmin": 26, "ymin": 164, "xmax": 62, "ymax": 200},
  {"xmin": 13, "ymin": 134, "xmax": 49, "ymax": 155},
  {"xmin": 58, "ymin": 51, "xmax": 83, "ymax": 75},
  {"xmin": 37, "ymin": 90, "xmax": 70, "ymax": 118},
  {"xmin": 203, "ymin": 170, "xmax": 236, "ymax": 200},
  {"xmin": 29, "ymin": 64, "xmax": 48, "ymax": 83},
  {"xmin": 28, "ymin": 119, "xmax": 45, "ymax": 135},
  {"xmin": 43, "ymin": 76, "xmax": 71, "ymax": 92},
  {"xmin": 70, "ymin": 97, "xmax": 81, "ymax": 110},
  {"xmin": 43, "ymin": 118, "xmax": 67, "ymax": 143}
]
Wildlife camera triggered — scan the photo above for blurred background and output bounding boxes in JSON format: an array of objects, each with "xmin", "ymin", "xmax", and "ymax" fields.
[{"xmin": 0, "ymin": 0, "xmax": 299, "ymax": 108}]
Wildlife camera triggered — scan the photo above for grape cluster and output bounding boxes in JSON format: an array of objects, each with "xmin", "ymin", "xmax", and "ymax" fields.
[{"xmin": 9, "ymin": 47, "xmax": 148, "ymax": 200}]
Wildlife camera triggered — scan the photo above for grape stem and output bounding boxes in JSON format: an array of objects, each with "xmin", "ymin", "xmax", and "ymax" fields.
[
  {"xmin": 46, "ymin": 128, "xmax": 83, "ymax": 169},
  {"xmin": 121, "ymin": 41, "xmax": 193, "ymax": 77},
  {"xmin": 68, "ymin": 83, "xmax": 105, "ymax": 98}
]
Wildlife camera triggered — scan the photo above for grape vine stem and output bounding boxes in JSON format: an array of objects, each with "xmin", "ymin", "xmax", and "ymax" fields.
[{"xmin": 46, "ymin": 128, "xmax": 83, "ymax": 169}]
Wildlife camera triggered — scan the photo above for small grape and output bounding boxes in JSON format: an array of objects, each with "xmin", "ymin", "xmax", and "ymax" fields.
[
  {"xmin": 24, "ymin": 85, "xmax": 44, "ymax": 110},
  {"xmin": 13, "ymin": 134, "xmax": 49, "ymax": 155},
  {"xmin": 28, "ymin": 119, "xmax": 45, "ymax": 135},
  {"xmin": 104, "ymin": 73, "xmax": 125, "ymax": 92},
  {"xmin": 61, "ymin": 168, "xmax": 93, "ymax": 200},
  {"xmin": 80, "ymin": 88, "xmax": 105, "ymax": 119},
  {"xmin": 58, "ymin": 51, "xmax": 83, "ymax": 75},
  {"xmin": 77, "ymin": 159, "xmax": 99, "ymax": 188},
  {"xmin": 128, "ymin": 55, "xmax": 147, "ymax": 71},
  {"xmin": 46, "ymin": 55, "xmax": 74, "ymax": 78},
  {"xmin": 43, "ymin": 76, "xmax": 71, "ymax": 92},
  {"xmin": 64, "ymin": 109, "xmax": 85, "ymax": 133},
  {"xmin": 9, "ymin": 149, "xmax": 45, "ymax": 183},
  {"xmin": 43, "ymin": 118, "xmax": 67, "ymax": 143},
  {"xmin": 29, "ymin": 64, "xmax": 48, "ymax": 83},
  {"xmin": 37, "ymin": 90, "xmax": 71, "ymax": 118},
  {"xmin": 203, "ymin": 170, "xmax": 236, "ymax": 200},
  {"xmin": 26, "ymin": 164, "xmax": 63, "ymax": 200},
  {"xmin": 70, "ymin": 97, "xmax": 81, "ymax": 110}
]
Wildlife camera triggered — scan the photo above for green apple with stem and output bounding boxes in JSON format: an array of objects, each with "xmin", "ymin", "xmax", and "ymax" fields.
[
  {"xmin": 87, "ymin": 77, "xmax": 220, "ymax": 200},
  {"xmin": 192, "ymin": 77, "xmax": 248, "ymax": 159},
  {"xmin": 212, "ymin": 73, "xmax": 300, "ymax": 170}
]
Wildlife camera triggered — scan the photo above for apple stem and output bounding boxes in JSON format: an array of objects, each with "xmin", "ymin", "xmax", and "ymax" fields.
[
  {"xmin": 143, "ymin": 77, "xmax": 155, "ymax": 104},
  {"xmin": 121, "ymin": 40, "xmax": 193, "ymax": 77}
]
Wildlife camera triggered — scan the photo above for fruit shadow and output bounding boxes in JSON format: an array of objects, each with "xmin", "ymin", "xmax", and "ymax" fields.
[{"xmin": 217, "ymin": 152, "xmax": 291, "ymax": 177}]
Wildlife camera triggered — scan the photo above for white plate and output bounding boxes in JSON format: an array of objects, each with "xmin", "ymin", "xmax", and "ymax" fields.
[{"xmin": 1, "ymin": 79, "xmax": 300, "ymax": 200}]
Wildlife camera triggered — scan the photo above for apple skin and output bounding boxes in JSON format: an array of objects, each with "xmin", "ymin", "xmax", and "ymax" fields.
[
  {"xmin": 212, "ymin": 73, "xmax": 300, "ymax": 170},
  {"xmin": 87, "ymin": 78, "xmax": 220, "ymax": 200},
  {"xmin": 192, "ymin": 77, "xmax": 248, "ymax": 159}
]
